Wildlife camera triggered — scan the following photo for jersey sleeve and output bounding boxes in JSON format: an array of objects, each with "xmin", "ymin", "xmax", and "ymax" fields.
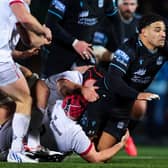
[
  {"xmin": 48, "ymin": 0, "xmax": 66, "ymax": 20},
  {"xmin": 9, "ymin": 0, "xmax": 24, "ymax": 6},
  {"xmin": 45, "ymin": 0, "xmax": 76, "ymax": 46},
  {"xmin": 104, "ymin": 47, "xmax": 139, "ymax": 100},
  {"xmin": 72, "ymin": 128, "xmax": 92, "ymax": 155},
  {"xmin": 104, "ymin": 0, "xmax": 118, "ymax": 16},
  {"xmin": 111, "ymin": 48, "xmax": 131, "ymax": 74}
]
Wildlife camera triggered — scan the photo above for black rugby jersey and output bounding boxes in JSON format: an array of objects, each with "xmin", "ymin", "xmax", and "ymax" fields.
[
  {"xmin": 111, "ymin": 12, "xmax": 141, "ymax": 47},
  {"xmin": 104, "ymin": 34, "xmax": 168, "ymax": 100},
  {"xmin": 46, "ymin": 0, "xmax": 117, "ymax": 45}
]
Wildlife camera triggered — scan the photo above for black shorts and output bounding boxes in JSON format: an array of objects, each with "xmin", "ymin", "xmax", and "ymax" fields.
[
  {"xmin": 103, "ymin": 118, "xmax": 129, "ymax": 141},
  {"xmin": 79, "ymin": 86, "xmax": 133, "ymax": 141}
]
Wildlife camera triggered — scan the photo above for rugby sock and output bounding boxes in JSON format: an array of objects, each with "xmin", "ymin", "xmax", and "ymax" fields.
[
  {"xmin": 27, "ymin": 107, "xmax": 44, "ymax": 148},
  {"xmin": 27, "ymin": 130, "xmax": 41, "ymax": 149},
  {"xmin": 128, "ymin": 119, "xmax": 139, "ymax": 133},
  {"xmin": 11, "ymin": 113, "xmax": 30, "ymax": 152}
]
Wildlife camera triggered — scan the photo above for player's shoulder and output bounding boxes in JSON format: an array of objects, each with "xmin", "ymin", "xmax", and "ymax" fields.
[{"xmin": 116, "ymin": 35, "xmax": 138, "ymax": 60}]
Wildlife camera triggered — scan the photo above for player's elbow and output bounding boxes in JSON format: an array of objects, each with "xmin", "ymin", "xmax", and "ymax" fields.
[{"xmin": 84, "ymin": 154, "xmax": 103, "ymax": 163}]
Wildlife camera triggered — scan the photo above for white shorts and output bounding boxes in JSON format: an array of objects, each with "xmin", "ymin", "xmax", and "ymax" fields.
[
  {"xmin": 0, "ymin": 61, "xmax": 23, "ymax": 86},
  {"xmin": 50, "ymin": 100, "xmax": 92, "ymax": 155}
]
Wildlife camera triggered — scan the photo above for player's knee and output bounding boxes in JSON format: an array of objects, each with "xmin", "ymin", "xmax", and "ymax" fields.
[
  {"xmin": 23, "ymin": 94, "xmax": 32, "ymax": 106},
  {"xmin": 16, "ymin": 94, "xmax": 32, "ymax": 107},
  {"xmin": 131, "ymin": 100, "xmax": 147, "ymax": 119}
]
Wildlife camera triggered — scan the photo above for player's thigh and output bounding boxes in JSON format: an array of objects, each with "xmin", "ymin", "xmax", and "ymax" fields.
[
  {"xmin": 0, "ymin": 62, "xmax": 30, "ymax": 101},
  {"xmin": 97, "ymin": 131, "xmax": 117, "ymax": 151},
  {"xmin": 98, "ymin": 118, "xmax": 129, "ymax": 150}
]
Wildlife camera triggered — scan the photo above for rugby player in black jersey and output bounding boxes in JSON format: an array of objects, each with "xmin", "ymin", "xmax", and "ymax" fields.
[
  {"xmin": 40, "ymin": 0, "xmax": 118, "ymax": 78},
  {"xmin": 79, "ymin": 13, "xmax": 167, "ymax": 152}
]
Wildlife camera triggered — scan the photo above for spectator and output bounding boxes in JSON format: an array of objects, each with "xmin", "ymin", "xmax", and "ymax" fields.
[{"xmin": 111, "ymin": 0, "xmax": 140, "ymax": 47}]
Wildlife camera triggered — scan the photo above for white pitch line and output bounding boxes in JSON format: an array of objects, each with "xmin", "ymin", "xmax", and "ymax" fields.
[{"xmin": 65, "ymin": 155, "xmax": 167, "ymax": 160}]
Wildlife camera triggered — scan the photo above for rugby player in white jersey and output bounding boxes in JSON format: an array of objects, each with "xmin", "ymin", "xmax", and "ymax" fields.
[
  {"xmin": 0, "ymin": 0, "xmax": 51, "ymax": 163},
  {"xmin": 0, "ymin": 66, "xmax": 99, "ymax": 162},
  {"xmin": 35, "ymin": 67, "xmax": 129, "ymax": 162},
  {"xmin": 50, "ymin": 100, "xmax": 129, "ymax": 163},
  {"xmin": 0, "ymin": 64, "xmax": 129, "ymax": 163}
]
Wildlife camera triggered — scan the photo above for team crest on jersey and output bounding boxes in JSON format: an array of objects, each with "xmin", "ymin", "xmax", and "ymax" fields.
[
  {"xmin": 156, "ymin": 56, "xmax": 163, "ymax": 65},
  {"xmin": 114, "ymin": 49, "xmax": 130, "ymax": 66},
  {"xmin": 98, "ymin": 0, "xmax": 104, "ymax": 8},
  {"xmin": 134, "ymin": 68, "xmax": 146, "ymax": 76},
  {"xmin": 52, "ymin": 0, "xmax": 66, "ymax": 12}
]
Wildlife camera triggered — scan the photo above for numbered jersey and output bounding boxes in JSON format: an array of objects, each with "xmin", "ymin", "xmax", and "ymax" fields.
[{"xmin": 50, "ymin": 100, "xmax": 92, "ymax": 155}]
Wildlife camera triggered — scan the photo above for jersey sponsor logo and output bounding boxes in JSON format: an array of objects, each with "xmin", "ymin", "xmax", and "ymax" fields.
[
  {"xmin": 52, "ymin": 0, "xmax": 66, "ymax": 13},
  {"xmin": 93, "ymin": 31, "xmax": 107, "ymax": 45},
  {"xmin": 131, "ymin": 76, "xmax": 151, "ymax": 84},
  {"xmin": 98, "ymin": 0, "xmax": 104, "ymax": 8},
  {"xmin": 79, "ymin": 11, "xmax": 89, "ymax": 17},
  {"xmin": 114, "ymin": 49, "xmax": 130, "ymax": 67},
  {"xmin": 133, "ymin": 68, "xmax": 146, "ymax": 76},
  {"xmin": 156, "ymin": 56, "xmax": 163, "ymax": 65},
  {"xmin": 78, "ymin": 18, "xmax": 98, "ymax": 26}
]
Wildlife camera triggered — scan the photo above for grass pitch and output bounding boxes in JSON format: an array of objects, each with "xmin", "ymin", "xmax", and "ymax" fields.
[{"xmin": 0, "ymin": 146, "xmax": 168, "ymax": 168}]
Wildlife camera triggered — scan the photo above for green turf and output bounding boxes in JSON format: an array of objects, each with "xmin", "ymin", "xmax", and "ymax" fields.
[{"xmin": 0, "ymin": 146, "xmax": 168, "ymax": 168}]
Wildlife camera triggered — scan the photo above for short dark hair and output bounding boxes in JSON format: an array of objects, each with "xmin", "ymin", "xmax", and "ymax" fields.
[{"xmin": 138, "ymin": 13, "xmax": 166, "ymax": 33}]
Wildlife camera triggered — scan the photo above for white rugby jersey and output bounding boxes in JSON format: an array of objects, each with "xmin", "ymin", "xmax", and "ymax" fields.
[
  {"xmin": 50, "ymin": 100, "xmax": 92, "ymax": 155},
  {"xmin": 0, "ymin": 0, "xmax": 29, "ymax": 62},
  {"xmin": 45, "ymin": 70, "xmax": 83, "ymax": 111}
]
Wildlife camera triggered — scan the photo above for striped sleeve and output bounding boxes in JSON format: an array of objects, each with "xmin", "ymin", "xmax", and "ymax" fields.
[{"xmin": 9, "ymin": 0, "xmax": 24, "ymax": 6}]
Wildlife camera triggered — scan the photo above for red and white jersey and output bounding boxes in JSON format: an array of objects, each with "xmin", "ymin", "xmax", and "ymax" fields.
[
  {"xmin": 45, "ymin": 70, "xmax": 83, "ymax": 111},
  {"xmin": 0, "ymin": 0, "xmax": 29, "ymax": 62},
  {"xmin": 50, "ymin": 100, "xmax": 92, "ymax": 155}
]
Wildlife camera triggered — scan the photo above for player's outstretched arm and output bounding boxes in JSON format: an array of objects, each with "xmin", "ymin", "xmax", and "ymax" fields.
[{"xmin": 82, "ymin": 130, "xmax": 129, "ymax": 163}]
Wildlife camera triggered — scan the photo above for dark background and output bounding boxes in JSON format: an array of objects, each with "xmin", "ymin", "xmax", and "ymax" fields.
[{"xmin": 30, "ymin": 0, "xmax": 168, "ymax": 24}]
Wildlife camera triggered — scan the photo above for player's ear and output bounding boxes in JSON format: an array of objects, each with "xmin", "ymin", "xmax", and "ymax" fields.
[{"xmin": 141, "ymin": 28, "xmax": 147, "ymax": 37}]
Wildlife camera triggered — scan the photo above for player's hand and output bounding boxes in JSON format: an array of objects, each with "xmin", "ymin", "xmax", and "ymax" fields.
[
  {"xmin": 121, "ymin": 129, "xmax": 130, "ymax": 146},
  {"xmin": 73, "ymin": 40, "xmax": 94, "ymax": 59},
  {"xmin": 81, "ymin": 79, "xmax": 99, "ymax": 102},
  {"xmin": 43, "ymin": 24, "xmax": 52, "ymax": 42},
  {"xmin": 23, "ymin": 48, "xmax": 40, "ymax": 57},
  {"xmin": 137, "ymin": 92, "xmax": 160, "ymax": 101}
]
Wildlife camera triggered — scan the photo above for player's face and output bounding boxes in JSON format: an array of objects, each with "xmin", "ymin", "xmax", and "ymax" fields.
[
  {"xmin": 119, "ymin": 0, "xmax": 137, "ymax": 19},
  {"xmin": 144, "ymin": 21, "xmax": 166, "ymax": 49}
]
